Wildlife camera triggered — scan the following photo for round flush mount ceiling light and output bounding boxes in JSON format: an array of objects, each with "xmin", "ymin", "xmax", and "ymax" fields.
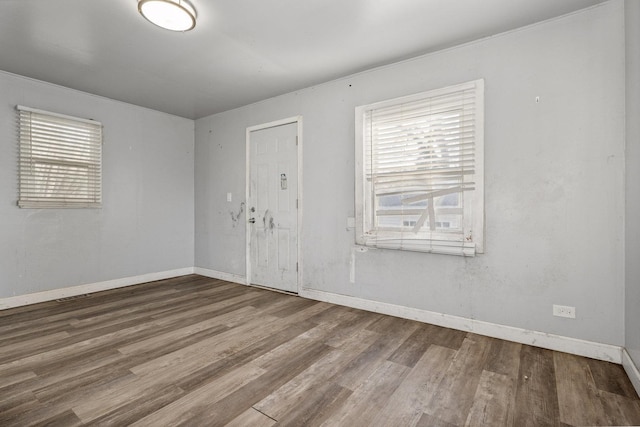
[{"xmin": 138, "ymin": 0, "xmax": 197, "ymax": 32}]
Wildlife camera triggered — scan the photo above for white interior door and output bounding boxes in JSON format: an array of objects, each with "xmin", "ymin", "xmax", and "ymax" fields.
[{"xmin": 248, "ymin": 121, "xmax": 298, "ymax": 292}]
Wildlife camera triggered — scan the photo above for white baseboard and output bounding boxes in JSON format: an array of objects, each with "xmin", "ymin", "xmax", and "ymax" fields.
[
  {"xmin": 622, "ymin": 348, "xmax": 640, "ymax": 397},
  {"xmin": 194, "ymin": 267, "xmax": 246, "ymax": 285},
  {"xmin": 0, "ymin": 267, "xmax": 195, "ymax": 310},
  {"xmin": 299, "ymin": 287, "xmax": 622, "ymax": 364}
]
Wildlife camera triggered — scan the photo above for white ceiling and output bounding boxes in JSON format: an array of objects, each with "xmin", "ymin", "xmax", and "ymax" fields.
[{"xmin": 0, "ymin": 0, "xmax": 606, "ymax": 119}]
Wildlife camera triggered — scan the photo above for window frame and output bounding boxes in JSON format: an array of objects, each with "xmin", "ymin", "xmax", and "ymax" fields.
[
  {"xmin": 354, "ymin": 79, "xmax": 484, "ymax": 256},
  {"xmin": 17, "ymin": 105, "xmax": 103, "ymax": 209}
]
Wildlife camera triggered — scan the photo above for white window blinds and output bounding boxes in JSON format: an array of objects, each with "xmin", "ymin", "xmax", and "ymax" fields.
[
  {"xmin": 355, "ymin": 79, "xmax": 484, "ymax": 256},
  {"xmin": 18, "ymin": 106, "xmax": 103, "ymax": 208}
]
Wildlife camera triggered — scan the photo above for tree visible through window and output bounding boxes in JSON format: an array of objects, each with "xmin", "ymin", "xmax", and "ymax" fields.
[
  {"xmin": 355, "ymin": 80, "xmax": 484, "ymax": 256},
  {"xmin": 17, "ymin": 106, "xmax": 103, "ymax": 208}
]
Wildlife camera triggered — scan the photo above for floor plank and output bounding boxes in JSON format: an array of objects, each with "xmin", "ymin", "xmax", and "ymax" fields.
[
  {"xmin": 376, "ymin": 344, "xmax": 457, "ymax": 427},
  {"xmin": 225, "ymin": 408, "xmax": 276, "ymax": 427},
  {"xmin": 252, "ymin": 329, "xmax": 377, "ymax": 420},
  {"xmin": 0, "ymin": 274, "xmax": 639, "ymax": 427},
  {"xmin": 129, "ymin": 364, "xmax": 265, "ymax": 426},
  {"xmin": 319, "ymin": 360, "xmax": 410, "ymax": 427},
  {"xmin": 274, "ymin": 381, "xmax": 352, "ymax": 426},
  {"xmin": 464, "ymin": 370, "xmax": 515, "ymax": 426},
  {"xmin": 554, "ymin": 351, "xmax": 608, "ymax": 426},
  {"xmin": 174, "ymin": 341, "xmax": 334, "ymax": 426},
  {"xmin": 513, "ymin": 344, "xmax": 561, "ymax": 427},
  {"xmin": 424, "ymin": 334, "xmax": 493, "ymax": 426},
  {"xmin": 587, "ymin": 358, "xmax": 640, "ymax": 399}
]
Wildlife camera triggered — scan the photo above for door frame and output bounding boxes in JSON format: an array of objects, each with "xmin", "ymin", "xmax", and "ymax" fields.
[{"xmin": 245, "ymin": 116, "xmax": 303, "ymax": 293}]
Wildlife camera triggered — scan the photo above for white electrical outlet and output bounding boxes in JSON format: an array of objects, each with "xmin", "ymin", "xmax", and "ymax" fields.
[{"xmin": 553, "ymin": 304, "xmax": 576, "ymax": 319}]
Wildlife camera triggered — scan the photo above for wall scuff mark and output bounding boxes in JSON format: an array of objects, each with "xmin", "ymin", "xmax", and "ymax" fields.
[
  {"xmin": 263, "ymin": 209, "xmax": 275, "ymax": 234},
  {"xmin": 230, "ymin": 202, "xmax": 245, "ymax": 228}
]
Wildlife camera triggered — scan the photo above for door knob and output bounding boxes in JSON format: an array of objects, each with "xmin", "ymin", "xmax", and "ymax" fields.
[{"xmin": 248, "ymin": 218, "xmax": 256, "ymax": 223}]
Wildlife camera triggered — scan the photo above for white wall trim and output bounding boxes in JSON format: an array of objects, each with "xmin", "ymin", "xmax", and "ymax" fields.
[
  {"xmin": 299, "ymin": 287, "xmax": 623, "ymax": 364},
  {"xmin": 622, "ymin": 348, "xmax": 640, "ymax": 397},
  {"xmin": 0, "ymin": 268, "xmax": 195, "ymax": 310},
  {"xmin": 194, "ymin": 267, "xmax": 246, "ymax": 285}
]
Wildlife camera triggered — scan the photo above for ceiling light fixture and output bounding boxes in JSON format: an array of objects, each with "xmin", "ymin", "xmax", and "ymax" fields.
[{"xmin": 138, "ymin": 0, "xmax": 197, "ymax": 32}]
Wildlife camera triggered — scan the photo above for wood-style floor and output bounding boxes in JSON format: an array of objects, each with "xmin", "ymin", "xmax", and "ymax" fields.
[{"xmin": 1, "ymin": 275, "xmax": 639, "ymax": 426}]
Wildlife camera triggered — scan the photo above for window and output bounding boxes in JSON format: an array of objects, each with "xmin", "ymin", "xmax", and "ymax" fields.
[
  {"xmin": 17, "ymin": 106, "xmax": 102, "ymax": 208},
  {"xmin": 355, "ymin": 79, "xmax": 484, "ymax": 256}
]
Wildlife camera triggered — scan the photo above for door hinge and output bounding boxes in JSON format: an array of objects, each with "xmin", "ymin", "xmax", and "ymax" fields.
[
  {"xmin": 296, "ymin": 136, "xmax": 298, "ymax": 146},
  {"xmin": 296, "ymin": 262, "xmax": 299, "ymax": 272},
  {"xmin": 296, "ymin": 199, "xmax": 298, "ymax": 209}
]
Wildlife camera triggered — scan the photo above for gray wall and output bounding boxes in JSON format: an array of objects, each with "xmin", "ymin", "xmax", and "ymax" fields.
[
  {"xmin": 625, "ymin": 0, "xmax": 640, "ymax": 369},
  {"xmin": 195, "ymin": 2, "xmax": 626, "ymax": 345},
  {"xmin": 0, "ymin": 72, "xmax": 195, "ymax": 297}
]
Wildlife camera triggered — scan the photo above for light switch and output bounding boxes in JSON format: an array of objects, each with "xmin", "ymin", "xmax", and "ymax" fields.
[{"xmin": 227, "ymin": 192, "xmax": 232, "ymax": 202}]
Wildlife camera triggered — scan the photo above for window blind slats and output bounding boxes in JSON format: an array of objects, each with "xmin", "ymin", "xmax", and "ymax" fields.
[
  {"xmin": 373, "ymin": 159, "xmax": 474, "ymax": 171},
  {"xmin": 19, "ymin": 173, "xmax": 101, "ymax": 179},
  {"xmin": 371, "ymin": 138, "xmax": 475, "ymax": 153},
  {"xmin": 17, "ymin": 107, "xmax": 103, "ymax": 208},
  {"xmin": 20, "ymin": 137, "xmax": 102, "ymax": 151},
  {"xmin": 376, "ymin": 207, "xmax": 464, "ymax": 216},
  {"xmin": 372, "ymin": 127, "xmax": 476, "ymax": 145},
  {"xmin": 20, "ymin": 151, "xmax": 101, "ymax": 165},
  {"xmin": 20, "ymin": 125, "xmax": 102, "ymax": 141},
  {"xmin": 373, "ymin": 184, "xmax": 476, "ymax": 195},
  {"xmin": 370, "ymin": 93, "xmax": 476, "ymax": 121},
  {"xmin": 356, "ymin": 79, "xmax": 483, "ymax": 256}
]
